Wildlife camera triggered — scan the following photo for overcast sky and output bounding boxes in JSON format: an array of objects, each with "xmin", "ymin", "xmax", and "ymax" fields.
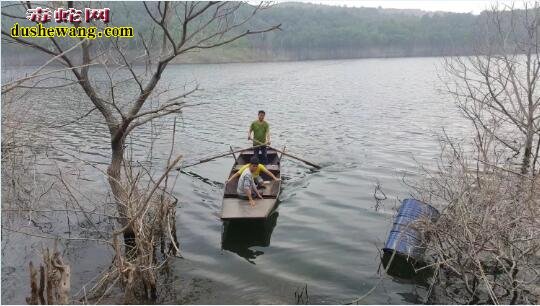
[{"xmin": 288, "ymin": 1, "xmax": 527, "ymax": 14}]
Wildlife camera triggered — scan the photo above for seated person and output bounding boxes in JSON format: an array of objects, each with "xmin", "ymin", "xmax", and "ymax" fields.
[
  {"xmin": 226, "ymin": 157, "xmax": 280, "ymax": 188},
  {"xmin": 236, "ymin": 162, "xmax": 263, "ymax": 207}
]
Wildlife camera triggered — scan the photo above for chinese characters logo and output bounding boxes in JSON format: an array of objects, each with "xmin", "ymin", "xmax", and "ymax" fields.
[{"xmin": 26, "ymin": 7, "xmax": 110, "ymax": 23}]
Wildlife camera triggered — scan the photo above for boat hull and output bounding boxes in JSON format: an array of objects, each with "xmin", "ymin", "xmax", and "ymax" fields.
[{"xmin": 221, "ymin": 198, "xmax": 277, "ymax": 219}]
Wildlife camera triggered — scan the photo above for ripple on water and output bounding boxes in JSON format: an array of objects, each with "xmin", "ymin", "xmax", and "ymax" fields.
[{"xmin": 2, "ymin": 57, "xmax": 470, "ymax": 304}]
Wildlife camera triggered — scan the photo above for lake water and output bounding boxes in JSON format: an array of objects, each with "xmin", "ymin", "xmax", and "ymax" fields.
[{"xmin": 1, "ymin": 57, "xmax": 470, "ymax": 304}]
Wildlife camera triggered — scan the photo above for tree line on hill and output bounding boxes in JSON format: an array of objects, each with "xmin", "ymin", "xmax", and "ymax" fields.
[{"xmin": 0, "ymin": 2, "xmax": 506, "ymax": 64}]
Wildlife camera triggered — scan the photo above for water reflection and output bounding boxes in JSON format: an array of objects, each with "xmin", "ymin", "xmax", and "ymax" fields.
[
  {"xmin": 381, "ymin": 252, "xmax": 433, "ymax": 285},
  {"xmin": 221, "ymin": 211, "xmax": 279, "ymax": 264},
  {"xmin": 2, "ymin": 58, "xmax": 471, "ymax": 304}
]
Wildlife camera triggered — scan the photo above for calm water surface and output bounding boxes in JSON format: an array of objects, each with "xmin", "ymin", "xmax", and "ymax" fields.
[{"xmin": 2, "ymin": 57, "xmax": 469, "ymax": 304}]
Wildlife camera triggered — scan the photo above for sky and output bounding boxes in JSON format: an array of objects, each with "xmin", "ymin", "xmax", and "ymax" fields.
[{"xmin": 287, "ymin": 1, "xmax": 528, "ymax": 14}]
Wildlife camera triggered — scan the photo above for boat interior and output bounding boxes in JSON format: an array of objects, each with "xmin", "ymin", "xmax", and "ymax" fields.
[{"xmin": 224, "ymin": 149, "xmax": 281, "ymax": 198}]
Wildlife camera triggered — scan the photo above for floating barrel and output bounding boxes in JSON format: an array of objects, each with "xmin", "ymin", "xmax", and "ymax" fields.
[{"xmin": 382, "ymin": 199, "xmax": 440, "ymax": 279}]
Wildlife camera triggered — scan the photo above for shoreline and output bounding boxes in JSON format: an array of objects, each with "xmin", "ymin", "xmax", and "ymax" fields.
[{"xmin": 1, "ymin": 50, "xmax": 475, "ymax": 68}]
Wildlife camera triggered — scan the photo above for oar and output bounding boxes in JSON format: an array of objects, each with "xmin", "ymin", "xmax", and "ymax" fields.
[
  {"xmin": 252, "ymin": 139, "xmax": 322, "ymax": 169},
  {"xmin": 180, "ymin": 169, "xmax": 224, "ymax": 187},
  {"xmin": 270, "ymin": 146, "xmax": 321, "ymax": 169},
  {"xmin": 176, "ymin": 144, "xmax": 264, "ymax": 170}
]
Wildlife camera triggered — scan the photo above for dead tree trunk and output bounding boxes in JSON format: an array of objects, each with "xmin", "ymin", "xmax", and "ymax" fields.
[
  {"xmin": 26, "ymin": 248, "xmax": 70, "ymax": 305},
  {"xmin": 107, "ymin": 135, "xmax": 134, "ymax": 241}
]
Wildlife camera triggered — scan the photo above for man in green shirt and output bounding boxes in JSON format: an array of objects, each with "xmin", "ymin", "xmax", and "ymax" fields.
[{"xmin": 248, "ymin": 110, "xmax": 270, "ymax": 164}]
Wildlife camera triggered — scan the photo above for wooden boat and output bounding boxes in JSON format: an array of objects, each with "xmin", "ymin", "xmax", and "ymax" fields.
[{"xmin": 221, "ymin": 148, "xmax": 282, "ymax": 220}]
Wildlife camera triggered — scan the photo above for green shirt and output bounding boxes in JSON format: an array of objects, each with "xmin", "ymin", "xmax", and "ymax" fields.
[{"xmin": 250, "ymin": 120, "xmax": 269, "ymax": 145}]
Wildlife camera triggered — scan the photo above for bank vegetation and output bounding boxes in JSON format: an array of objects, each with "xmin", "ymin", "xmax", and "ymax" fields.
[{"xmin": 412, "ymin": 3, "xmax": 540, "ymax": 304}]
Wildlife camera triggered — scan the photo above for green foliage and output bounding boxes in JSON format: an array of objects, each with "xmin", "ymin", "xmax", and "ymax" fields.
[
  {"xmin": 1, "ymin": 1, "xmax": 482, "ymax": 62},
  {"xmin": 247, "ymin": 3, "xmax": 478, "ymax": 58}
]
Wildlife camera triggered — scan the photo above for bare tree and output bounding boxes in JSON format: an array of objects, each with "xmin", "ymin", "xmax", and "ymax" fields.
[
  {"xmin": 411, "ymin": 134, "xmax": 540, "ymax": 304},
  {"xmin": 2, "ymin": 1, "xmax": 280, "ymax": 302},
  {"xmin": 409, "ymin": 3, "xmax": 540, "ymax": 304},
  {"xmin": 1, "ymin": 1, "xmax": 280, "ymax": 238},
  {"xmin": 444, "ymin": 2, "xmax": 540, "ymax": 175}
]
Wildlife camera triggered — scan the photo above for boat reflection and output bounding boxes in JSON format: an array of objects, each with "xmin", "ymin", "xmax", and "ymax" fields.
[{"xmin": 221, "ymin": 211, "xmax": 279, "ymax": 264}]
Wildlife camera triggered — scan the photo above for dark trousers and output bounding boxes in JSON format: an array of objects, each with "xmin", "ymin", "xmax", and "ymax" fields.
[
  {"xmin": 254, "ymin": 145, "xmax": 268, "ymax": 164},
  {"xmin": 238, "ymin": 189, "xmax": 258, "ymax": 200}
]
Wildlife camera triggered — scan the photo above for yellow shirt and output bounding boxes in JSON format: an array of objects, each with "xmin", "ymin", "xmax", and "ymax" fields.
[{"xmin": 237, "ymin": 163, "xmax": 267, "ymax": 178}]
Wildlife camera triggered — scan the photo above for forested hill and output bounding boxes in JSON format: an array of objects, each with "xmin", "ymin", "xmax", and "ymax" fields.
[
  {"xmin": 2, "ymin": 2, "xmax": 481, "ymax": 64},
  {"xmin": 245, "ymin": 2, "xmax": 478, "ymax": 60}
]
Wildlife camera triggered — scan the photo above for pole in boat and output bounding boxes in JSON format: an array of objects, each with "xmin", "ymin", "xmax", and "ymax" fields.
[{"xmin": 229, "ymin": 145, "xmax": 238, "ymax": 163}]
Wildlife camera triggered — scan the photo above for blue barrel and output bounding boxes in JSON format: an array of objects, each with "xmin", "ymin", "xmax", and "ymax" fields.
[{"xmin": 383, "ymin": 199, "xmax": 440, "ymax": 260}]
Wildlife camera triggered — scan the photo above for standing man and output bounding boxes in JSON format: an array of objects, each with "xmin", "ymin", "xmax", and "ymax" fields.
[{"xmin": 248, "ymin": 110, "xmax": 270, "ymax": 164}]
